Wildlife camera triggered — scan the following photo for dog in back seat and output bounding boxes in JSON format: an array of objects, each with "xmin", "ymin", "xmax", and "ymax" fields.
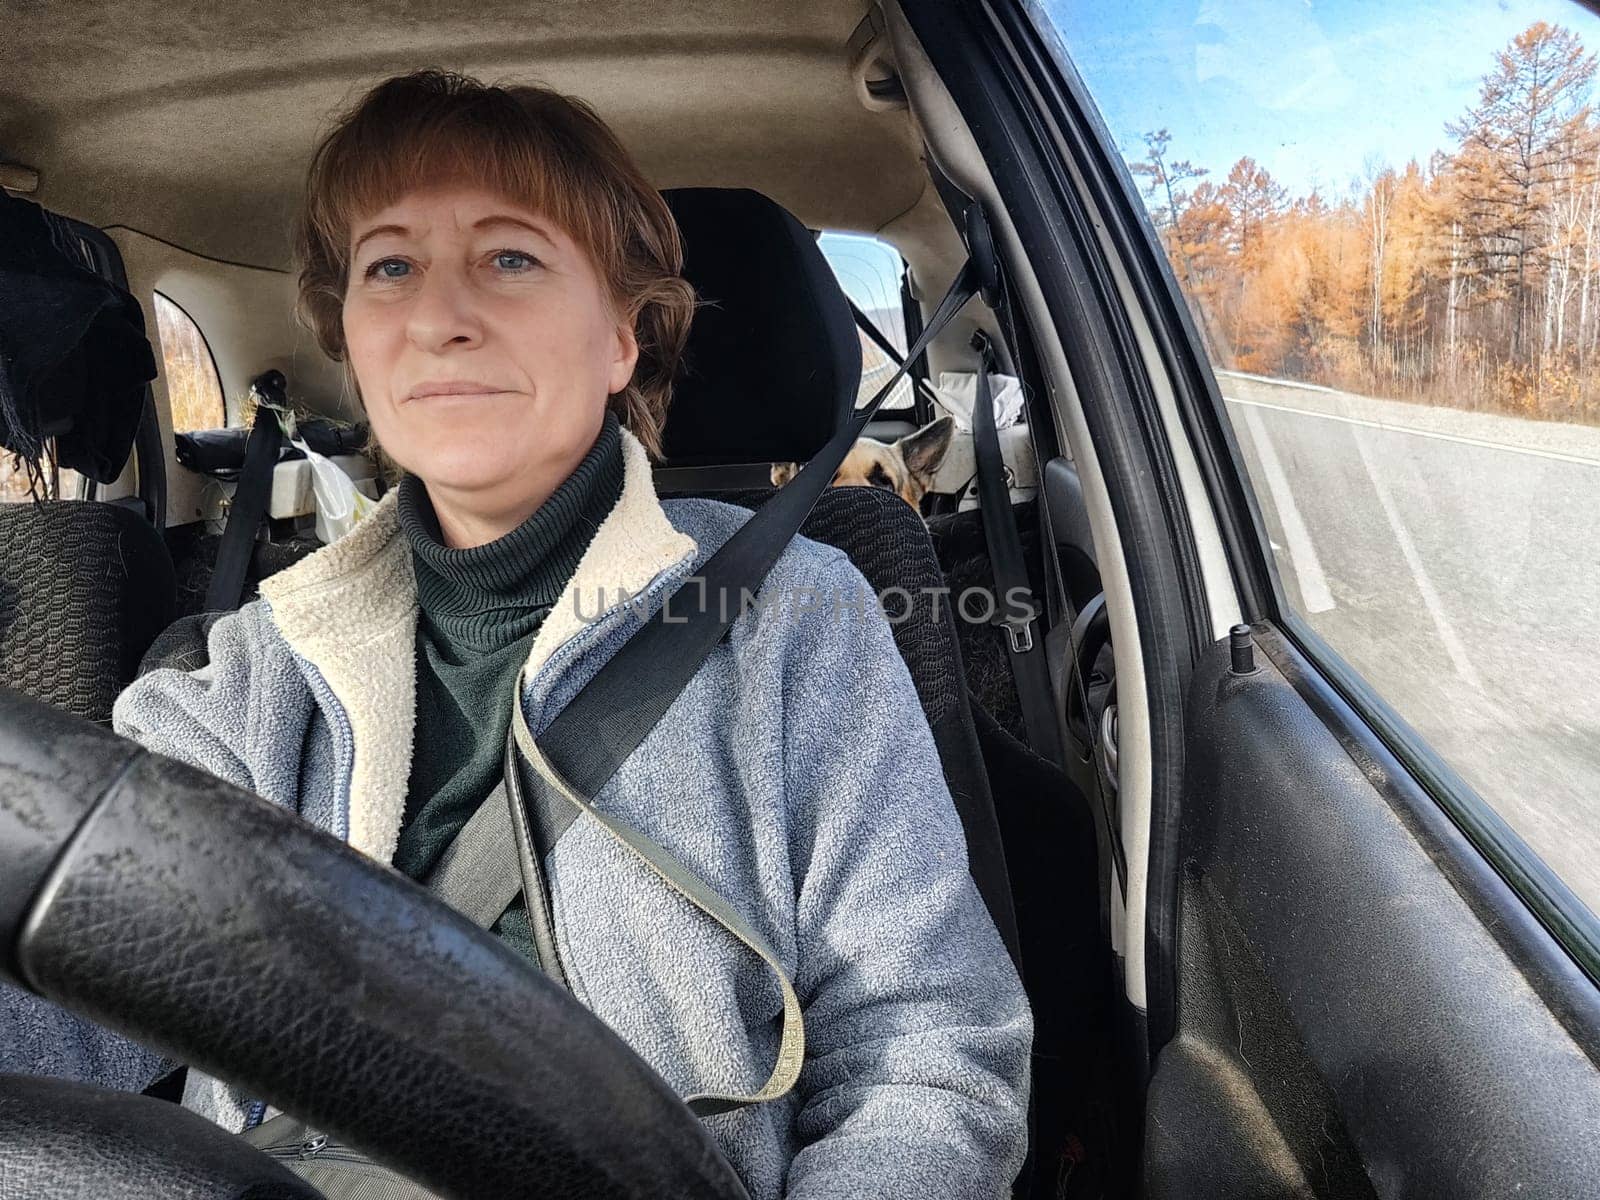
[{"xmin": 771, "ymin": 416, "xmax": 954, "ymax": 517}]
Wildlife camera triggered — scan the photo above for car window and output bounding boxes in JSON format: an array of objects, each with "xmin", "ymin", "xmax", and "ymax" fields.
[
  {"xmin": 818, "ymin": 231, "xmax": 916, "ymax": 410},
  {"xmin": 0, "ymin": 455, "xmax": 80, "ymax": 503},
  {"xmin": 1, "ymin": 426, "xmax": 84, "ymax": 503},
  {"xmin": 152, "ymin": 292, "xmax": 226, "ymax": 432},
  {"xmin": 1036, "ymin": 0, "xmax": 1600, "ymax": 913}
]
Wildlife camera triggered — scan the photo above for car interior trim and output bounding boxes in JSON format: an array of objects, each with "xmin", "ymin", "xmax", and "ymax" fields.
[{"xmin": 884, "ymin": 0, "xmax": 1159, "ymax": 1011}]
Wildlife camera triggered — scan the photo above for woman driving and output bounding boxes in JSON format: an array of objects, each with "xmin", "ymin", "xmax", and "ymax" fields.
[{"xmin": 4, "ymin": 69, "xmax": 1030, "ymax": 1199}]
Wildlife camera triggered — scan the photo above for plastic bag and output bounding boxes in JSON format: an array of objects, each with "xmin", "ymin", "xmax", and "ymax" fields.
[
  {"xmin": 289, "ymin": 431, "xmax": 374, "ymax": 543},
  {"xmin": 251, "ymin": 397, "xmax": 373, "ymax": 544},
  {"xmin": 931, "ymin": 370, "xmax": 1024, "ymax": 432}
]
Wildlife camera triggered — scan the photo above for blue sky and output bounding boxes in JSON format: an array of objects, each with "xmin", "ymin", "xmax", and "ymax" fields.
[
  {"xmin": 1039, "ymin": 0, "xmax": 1600, "ymax": 201},
  {"xmin": 818, "ymin": 231, "xmax": 907, "ymax": 342}
]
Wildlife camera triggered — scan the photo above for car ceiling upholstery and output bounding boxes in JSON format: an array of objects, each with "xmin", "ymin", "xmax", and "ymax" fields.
[{"xmin": 2, "ymin": 0, "xmax": 938, "ymax": 273}]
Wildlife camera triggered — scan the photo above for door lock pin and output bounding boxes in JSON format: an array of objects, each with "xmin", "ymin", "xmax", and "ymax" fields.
[{"xmin": 1229, "ymin": 625, "xmax": 1257, "ymax": 676}]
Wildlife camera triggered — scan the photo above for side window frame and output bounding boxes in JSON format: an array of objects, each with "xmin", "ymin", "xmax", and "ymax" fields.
[
  {"xmin": 152, "ymin": 291, "xmax": 228, "ymax": 435},
  {"xmin": 1014, "ymin": 0, "xmax": 1600, "ymax": 985},
  {"xmin": 816, "ymin": 229, "xmax": 920, "ymax": 414}
]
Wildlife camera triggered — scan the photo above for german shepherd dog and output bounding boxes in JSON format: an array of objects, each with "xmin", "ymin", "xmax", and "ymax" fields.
[{"xmin": 771, "ymin": 416, "xmax": 954, "ymax": 516}]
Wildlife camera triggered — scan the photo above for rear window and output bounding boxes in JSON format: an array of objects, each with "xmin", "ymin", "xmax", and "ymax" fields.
[
  {"xmin": 153, "ymin": 292, "xmax": 226, "ymax": 432},
  {"xmin": 818, "ymin": 231, "xmax": 915, "ymax": 410},
  {"xmin": 0, "ymin": 456, "xmax": 80, "ymax": 503}
]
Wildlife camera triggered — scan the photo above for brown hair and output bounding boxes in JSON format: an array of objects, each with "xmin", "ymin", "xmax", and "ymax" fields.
[{"xmin": 295, "ymin": 69, "xmax": 696, "ymax": 458}]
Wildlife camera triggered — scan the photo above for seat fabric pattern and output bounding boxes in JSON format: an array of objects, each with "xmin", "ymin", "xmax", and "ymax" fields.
[{"xmin": 0, "ymin": 500, "xmax": 175, "ymax": 723}]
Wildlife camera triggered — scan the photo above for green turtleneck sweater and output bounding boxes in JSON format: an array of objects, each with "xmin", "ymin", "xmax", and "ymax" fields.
[{"xmin": 392, "ymin": 410, "xmax": 625, "ymax": 958}]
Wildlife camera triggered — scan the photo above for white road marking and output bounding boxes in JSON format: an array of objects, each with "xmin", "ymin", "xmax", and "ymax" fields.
[
  {"xmin": 1346, "ymin": 423, "xmax": 1488, "ymax": 694},
  {"xmin": 1219, "ymin": 368, "xmax": 1343, "ymax": 395},
  {"xmin": 1225, "ymin": 394, "xmax": 1600, "ymax": 470},
  {"xmin": 1238, "ymin": 404, "xmax": 1337, "ymax": 613}
]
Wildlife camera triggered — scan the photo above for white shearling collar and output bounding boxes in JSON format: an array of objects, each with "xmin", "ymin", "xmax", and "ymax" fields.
[{"xmin": 258, "ymin": 424, "xmax": 696, "ymax": 863}]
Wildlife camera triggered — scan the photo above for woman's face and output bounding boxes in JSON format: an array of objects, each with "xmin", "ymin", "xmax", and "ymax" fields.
[{"xmin": 342, "ymin": 185, "xmax": 637, "ymax": 509}]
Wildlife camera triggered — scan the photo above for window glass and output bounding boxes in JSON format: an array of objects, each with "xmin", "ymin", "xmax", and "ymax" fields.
[
  {"xmin": 1038, "ymin": 0, "xmax": 1600, "ymax": 912},
  {"xmin": 0, "ymin": 455, "xmax": 80, "ymax": 503},
  {"xmin": 818, "ymin": 231, "xmax": 915, "ymax": 410},
  {"xmin": 153, "ymin": 291, "xmax": 226, "ymax": 432}
]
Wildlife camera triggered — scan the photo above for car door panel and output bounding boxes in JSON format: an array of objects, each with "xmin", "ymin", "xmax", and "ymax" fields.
[{"xmin": 1150, "ymin": 631, "xmax": 1600, "ymax": 1197}]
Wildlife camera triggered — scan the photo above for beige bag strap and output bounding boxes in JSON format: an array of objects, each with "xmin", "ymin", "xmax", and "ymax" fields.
[
  {"xmin": 424, "ymin": 778, "xmax": 522, "ymax": 930},
  {"xmin": 510, "ymin": 668, "xmax": 804, "ymax": 1117}
]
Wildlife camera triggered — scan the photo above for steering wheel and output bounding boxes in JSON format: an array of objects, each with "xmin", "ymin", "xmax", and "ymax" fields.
[{"xmin": 0, "ymin": 686, "xmax": 751, "ymax": 1200}]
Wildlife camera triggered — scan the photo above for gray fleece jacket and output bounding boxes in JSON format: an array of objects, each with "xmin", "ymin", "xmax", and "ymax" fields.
[{"xmin": 0, "ymin": 425, "xmax": 1031, "ymax": 1199}]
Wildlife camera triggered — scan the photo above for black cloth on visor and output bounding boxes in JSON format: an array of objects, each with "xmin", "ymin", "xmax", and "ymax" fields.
[
  {"xmin": 660, "ymin": 188, "xmax": 861, "ymax": 468},
  {"xmin": 0, "ymin": 190, "xmax": 156, "ymax": 484}
]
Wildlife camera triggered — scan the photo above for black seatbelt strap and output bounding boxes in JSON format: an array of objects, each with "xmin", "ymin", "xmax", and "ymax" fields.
[
  {"xmin": 423, "ymin": 774, "xmax": 523, "ymax": 930},
  {"xmin": 203, "ymin": 370, "xmax": 285, "ymax": 612},
  {"xmin": 992, "ymin": 266, "xmax": 1069, "ymax": 630},
  {"xmin": 845, "ymin": 297, "xmax": 945, "ymax": 415},
  {"xmin": 971, "ymin": 331, "xmax": 1065, "ymax": 765},
  {"xmin": 532, "ymin": 257, "xmax": 985, "ymax": 802}
]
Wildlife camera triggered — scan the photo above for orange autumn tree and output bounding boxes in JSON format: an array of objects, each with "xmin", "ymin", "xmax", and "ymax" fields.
[{"xmin": 1132, "ymin": 20, "xmax": 1600, "ymax": 425}]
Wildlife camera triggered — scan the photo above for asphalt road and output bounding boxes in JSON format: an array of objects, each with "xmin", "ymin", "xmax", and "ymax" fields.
[{"xmin": 1220, "ymin": 372, "xmax": 1600, "ymax": 916}]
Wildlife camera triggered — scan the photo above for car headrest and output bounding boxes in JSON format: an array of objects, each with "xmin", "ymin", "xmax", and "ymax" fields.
[{"xmin": 660, "ymin": 188, "xmax": 861, "ymax": 468}]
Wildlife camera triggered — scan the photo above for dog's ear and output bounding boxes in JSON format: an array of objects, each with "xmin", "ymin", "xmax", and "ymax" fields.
[
  {"xmin": 770, "ymin": 461, "xmax": 800, "ymax": 487},
  {"xmin": 899, "ymin": 416, "xmax": 955, "ymax": 484}
]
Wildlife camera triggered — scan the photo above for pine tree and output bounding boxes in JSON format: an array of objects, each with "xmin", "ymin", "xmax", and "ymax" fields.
[
  {"xmin": 1445, "ymin": 21, "xmax": 1598, "ymax": 364},
  {"xmin": 1130, "ymin": 129, "xmax": 1210, "ymax": 232}
]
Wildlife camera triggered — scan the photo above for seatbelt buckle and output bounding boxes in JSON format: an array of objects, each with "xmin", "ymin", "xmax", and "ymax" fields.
[{"xmin": 995, "ymin": 613, "xmax": 1034, "ymax": 654}]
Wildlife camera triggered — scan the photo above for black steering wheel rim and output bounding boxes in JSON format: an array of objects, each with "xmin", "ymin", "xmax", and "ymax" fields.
[{"xmin": 0, "ymin": 685, "xmax": 749, "ymax": 1200}]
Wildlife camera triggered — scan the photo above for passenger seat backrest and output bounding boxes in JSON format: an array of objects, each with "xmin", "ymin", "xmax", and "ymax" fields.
[{"xmin": 0, "ymin": 501, "xmax": 176, "ymax": 723}]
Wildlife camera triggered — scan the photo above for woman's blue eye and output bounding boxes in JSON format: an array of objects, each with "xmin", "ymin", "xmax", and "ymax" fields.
[
  {"xmin": 366, "ymin": 258, "xmax": 410, "ymax": 280},
  {"xmin": 493, "ymin": 250, "xmax": 535, "ymax": 271}
]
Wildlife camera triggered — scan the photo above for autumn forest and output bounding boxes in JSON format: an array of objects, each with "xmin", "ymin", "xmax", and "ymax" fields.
[{"xmin": 1133, "ymin": 21, "xmax": 1600, "ymax": 425}]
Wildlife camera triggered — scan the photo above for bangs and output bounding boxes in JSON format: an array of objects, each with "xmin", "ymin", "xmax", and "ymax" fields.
[{"xmin": 305, "ymin": 83, "xmax": 615, "ymax": 282}]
